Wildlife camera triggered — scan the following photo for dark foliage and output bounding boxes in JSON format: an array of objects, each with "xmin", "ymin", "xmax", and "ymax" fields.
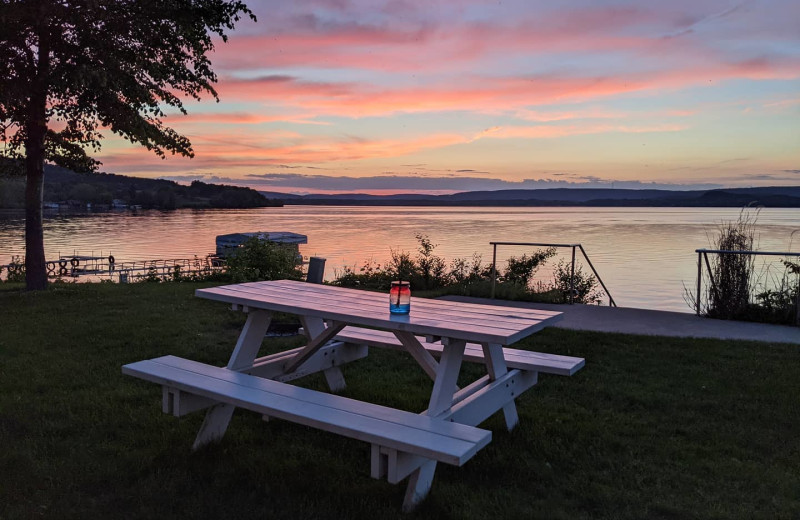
[
  {"xmin": 0, "ymin": 0, "xmax": 255, "ymax": 289},
  {"xmin": 332, "ymin": 235, "xmax": 604, "ymax": 304}
]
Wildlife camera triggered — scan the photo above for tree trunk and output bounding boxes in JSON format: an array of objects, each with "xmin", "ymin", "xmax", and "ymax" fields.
[
  {"xmin": 25, "ymin": 19, "xmax": 51, "ymax": 291},
  {"xmin": 25, "ymin": 138, "xmax": 47, "ymax": 291}
]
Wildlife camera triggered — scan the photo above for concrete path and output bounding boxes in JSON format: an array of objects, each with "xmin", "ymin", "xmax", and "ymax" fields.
[{"xmin": 441, "ymin": 296, "xmax": 800, "ymax": 345}]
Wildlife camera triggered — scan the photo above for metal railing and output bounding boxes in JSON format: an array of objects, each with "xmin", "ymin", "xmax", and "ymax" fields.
[
  {"xmin": 489, "ymin": 241, "xmax": 616, "ymax": 306},
  {"xmin": 1, "ymin": 254, "xmax": 225, "ymax": 282},
  {"xmin": 694, "ymin": 248, "xmax": 800, "ymax": 320}
]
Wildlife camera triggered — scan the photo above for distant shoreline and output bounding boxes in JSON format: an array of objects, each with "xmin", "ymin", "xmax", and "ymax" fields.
[
  {"xmin": 276, "ymin": 199, "xmax": 800, "ymax": 208},
  {"xmin": 260, "ymin": 186, "xmax": 800, "ymax": 208}
]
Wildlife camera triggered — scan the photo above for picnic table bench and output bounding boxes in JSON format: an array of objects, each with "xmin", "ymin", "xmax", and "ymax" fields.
[{"xmin": 123, "ymin": 279, "xmax": 584, "ymax": 511}]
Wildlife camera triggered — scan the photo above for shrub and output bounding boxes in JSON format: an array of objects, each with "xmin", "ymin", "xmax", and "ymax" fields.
[
  {"xmin": 502, "ymin": 248, "xmax": 556, "ymax": 287},
  {"xmin": 331, "ymin": 258, "xmax": 394, "ymax": 290},
  {"xmin": 223, "ymin": 237, "xmax": 303, "ymax": 283},
  {"xmin": 414, "ymin": 234, "xmax": 448, "ymax": 289},
  {"xmin": 551, "ymin": 260, "xmax": 602, "ymax": 304},
  {"xmin": 687, "ymin": 210, "xmax": 799, "ymax": 325},
  {"xmin": 330, "ymin": 235, "xmax": 605, "ymax": 304}
]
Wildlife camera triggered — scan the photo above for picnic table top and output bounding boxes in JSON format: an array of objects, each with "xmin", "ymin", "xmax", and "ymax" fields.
[{"xmin": 196, "ymin": 280, "xmax": 562, "ymax": 345}]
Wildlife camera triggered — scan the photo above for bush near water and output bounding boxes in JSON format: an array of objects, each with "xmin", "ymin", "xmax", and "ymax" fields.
[
  {"xmin": 331, "ymin": 234, "xmax": 604, "ymax": 305},
  {"xmin": 688, "ymin": 210, "xmax": 799, "ymax": 326}
]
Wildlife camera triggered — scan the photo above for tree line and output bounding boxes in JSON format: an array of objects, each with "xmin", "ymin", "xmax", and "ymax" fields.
[{"xmin": 0, "ymin": 164, "xmax": 279, "ymax": 210}]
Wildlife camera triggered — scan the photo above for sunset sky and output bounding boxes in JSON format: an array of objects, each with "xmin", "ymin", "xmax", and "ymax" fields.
[{"xmin": 97, "ymin": 0, "xmax": 799, "ymax": 194}]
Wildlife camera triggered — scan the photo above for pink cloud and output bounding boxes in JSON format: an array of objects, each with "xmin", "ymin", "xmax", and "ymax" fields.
[
  {"xmin": 474, "ymin": 123, "xmax": 687, "ymax": 140},
  {"xmin": 210, "ymin": 10, "xmax": 653, "ymax": 73},
  {"xmin": 98, "ymin": 118, "xmax": 686, "ymax": 175},
  {"xmin": 169, "ymin": 112, "xmax": 330, "ymax": 126},
  {"xmin": 214, "ymin": 55, "xmax": 799, "ymax": 119}
]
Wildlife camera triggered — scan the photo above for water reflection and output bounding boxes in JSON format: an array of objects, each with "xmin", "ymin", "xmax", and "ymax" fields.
[{"xmin": 1, "ymin": 206, "xmax": 797, "ymax": 312}]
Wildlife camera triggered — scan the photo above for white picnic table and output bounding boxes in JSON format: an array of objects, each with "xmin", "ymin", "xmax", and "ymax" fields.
[{"xmin": 123, "ymin": 279, "xmax": 584, "ymax": 511}]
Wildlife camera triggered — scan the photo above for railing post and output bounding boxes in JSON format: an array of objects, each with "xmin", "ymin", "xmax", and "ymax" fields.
[
  {"xmin": 569, "ymin": 246, "xmax": 576, "ymax": 305},
  {"xmin": 490, "ymin": 243, "xmax": 497, "ymax": 299},
  {"xmin": 795, "ymin": 273, "xmax": 800, "ymax": 327},
  {"xmin": 577, "ymin": 245, "xmax": 615, "ymax": 307},
  {"xmin": 696, "ymin": 251, "xmax": 702, "ymax": 316}
]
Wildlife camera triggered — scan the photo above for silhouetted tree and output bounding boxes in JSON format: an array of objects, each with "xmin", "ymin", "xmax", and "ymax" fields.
[{"xmin": 0, "ymin": 0, "xmax": 254, "ymax": 289}]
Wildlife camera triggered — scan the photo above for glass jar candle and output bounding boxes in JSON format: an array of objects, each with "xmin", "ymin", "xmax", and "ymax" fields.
[{"xmin": 389, "ymin": 281, "xmax": 411, "ymax": 314}]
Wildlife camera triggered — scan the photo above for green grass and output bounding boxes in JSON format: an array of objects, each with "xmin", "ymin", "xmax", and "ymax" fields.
[{"xmin": 1, "ymin": 282, "xmax": 798, "ymax": 519}]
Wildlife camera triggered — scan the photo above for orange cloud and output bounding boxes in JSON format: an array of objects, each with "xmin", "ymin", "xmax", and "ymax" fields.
[
  {"xmin": 169, "ymin": 112, "xmax": 330, "ymax": 126},
  {"xmin": 98, "ymin": 118, "xmax": 687, "ymax": 175},
  {"xmin": 473, "ymin": 123, "xmax": 687, "ymax": 140},
  {"xmin": 98, "ymin": 131, "xmax": 469, "ymax": 170},
  {"xmin": 215, "ymin": 56, "xmax": 799, "ymax": 119}
]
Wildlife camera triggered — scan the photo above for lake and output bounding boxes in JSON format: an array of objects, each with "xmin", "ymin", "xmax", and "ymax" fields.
[{"xmin": 1, "ymin": 206, "xmax": 797, "ymax": 312}]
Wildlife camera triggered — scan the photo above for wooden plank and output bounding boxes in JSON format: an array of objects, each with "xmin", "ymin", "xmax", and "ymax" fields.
[
  {"xmin": 211, "ymin": 284, "xmax": 531, "ymax": 333},
  {"xmin": 196, "ymin": 281, "xmax": 562, "ymax": 343},
  {"xmin": 323, "ymin": 367, "xmax": 347, "ymax": 393},
  {"xmin": 227, "ymin": 310, "xmax": 272, "ymax": 371},
  {"xmin": 192, "ymin": 403, "xmax": 235, "ymax": 450},
  {"xmin": 145, "ymin": 357, "xmax": 488, "ymax": 445},
  {"xmin": 387, "ymin": 449, "xmax": 429, "ymax": 485},
  {"xmin": 482, "ymin": 342, "xmax": 519, "ymax": 430},
  {"xmin": 437, "ymin": 369, "xmax": 538, "ymax": 427},
  {"xmin": 336, "ymin": 326, "xmax": 585, "ymax": 376},
  {"xmin": 427, "ymin": 340, "xmax": 465, "ymax": 417},
  {"xmin": 297, "ymin": 316, "xmax": 350, "ymax": 392},
  {"xmin": 451, "ymin": 375, "xmax": 491, "ymax": 406},
  {"xmin": 269, "ymin": 279, "xmax": 561, "ymax": 319},
  {"xmin": 193, "ymin": 309, "xmax": 272, "ymax": 448},
  {"xmin": 162, "ymin": 387, "xmax": 217, "ymax": 417},
  {"xmin": 204, "ymin": 281, "xmax": 560, "ymax": 334},
  {"xmin": 243, "ymin": 342, "xmax": 368, "ymax": 383},
  {"xmin": 371, "ymin": 444, "xmax": 387, "ymax": 479},
  {"xmin": 123, "ymin": 356, "xmax": 492, "ymax": 464},
  {"xmin": 265, "ymin": 280, "xmax": 562, "ymax": 322},
  {"xmin": 403, "ymin": 460, "xmax": 437, "ymax": 513},
  {"xmin": 196, "ymin": 284, "xmax": 555, "ymax": 345},
  {"xmin": 283, "ymin": 321, "xmax": 346, "ymax": 374},
  {"xmin": 393, "ymin": 330, "xmax": 439, "ymax": 381}
]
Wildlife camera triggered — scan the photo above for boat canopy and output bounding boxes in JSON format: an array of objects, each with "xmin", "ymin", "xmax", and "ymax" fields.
[{"xmin": 215, "ymin": 232, "xmax": 307, "ymax": 256}]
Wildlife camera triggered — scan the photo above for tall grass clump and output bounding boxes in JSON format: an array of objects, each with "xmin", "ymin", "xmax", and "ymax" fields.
[
  {"xmin": 689, "ymin": 210, "xmax": 799, "ymax": 325},
  {"xmin": 707, "ymin": 211, "xmax": 757, "ymax": 319}
]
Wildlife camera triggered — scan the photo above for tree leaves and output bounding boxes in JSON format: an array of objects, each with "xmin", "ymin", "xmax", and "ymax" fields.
[{"xmin": 0, "ymin": 0, "xmax": 255, "ymax": 170}]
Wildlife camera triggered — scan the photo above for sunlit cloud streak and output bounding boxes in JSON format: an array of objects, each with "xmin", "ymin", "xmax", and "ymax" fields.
[
  {"xmin": 216, "ymin": 56, "xmax": 799, "ymax": 118},
  {"xmin": 98, "ymin": 121, "xmax": 684, "ymax": 170},
  {"xmin": 96, "ymin": 0, "xmax": 800, "ymax": 190}
]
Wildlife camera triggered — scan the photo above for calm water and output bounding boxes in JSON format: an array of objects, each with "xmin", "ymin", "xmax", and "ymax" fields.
[{"xmin": 1, "ymin": 206, "xmax": 798, "ymax": 312}]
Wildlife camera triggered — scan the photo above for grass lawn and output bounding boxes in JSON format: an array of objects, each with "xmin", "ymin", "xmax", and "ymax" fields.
[{"xmin": 1, "ymin": 282, "xmax": 798, "ymax": 519}]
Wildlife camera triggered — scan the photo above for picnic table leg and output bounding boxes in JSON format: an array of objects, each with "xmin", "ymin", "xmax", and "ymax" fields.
[
  {"xmin": 299, "ymin": 316, "xmax": 347, "ymax": 392},
  {"xmin": 193, "ymin": 310, "xmax": 272, "ymax": 450},
  {"xmin": 482, "ymin": 342, "xmax": 519, "ymax": 431},
  {"xmin": 402, "ymin": 460, "xmax": 437, "ymax": 513},
  {"xmin": 402, "ymin": 339, "xmax": 466, "ymax": 511},
  {"xmin": 427, "ymin": 339, "xmax": 466, "ymax": 416},
  {"xmin": 393, "ymin": 330, "xmax": 440, "ymax": 381}
]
